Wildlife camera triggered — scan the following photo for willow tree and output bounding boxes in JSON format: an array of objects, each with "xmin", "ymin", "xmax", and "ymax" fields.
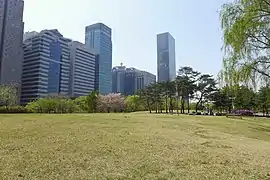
[{"xmin": 220, "ymin": 0, "xmax": 270, "ymax": 87}]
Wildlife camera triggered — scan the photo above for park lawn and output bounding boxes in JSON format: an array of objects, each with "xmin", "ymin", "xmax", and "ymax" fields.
[{"xmin": 0, "ymin": 113, "xmax": 270, "ymax": 180}]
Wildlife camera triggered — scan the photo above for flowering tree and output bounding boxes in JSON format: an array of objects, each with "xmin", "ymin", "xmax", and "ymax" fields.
[
  {"xmin": 0, "ymin": 85, "xmax": 18, "ymax": 106},
  {"xmin": 98, "ymin": 93, "xmax": 125, "ymax": 113}
]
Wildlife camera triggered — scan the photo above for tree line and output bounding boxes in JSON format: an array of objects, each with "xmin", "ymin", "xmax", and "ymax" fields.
[
  {"xmin": 1, "ymin": 65, "xmax": 269, "ymax": 115},
  {"xmin": 139, "ymin": 67, "xmax": 270, "ymax": 115}
]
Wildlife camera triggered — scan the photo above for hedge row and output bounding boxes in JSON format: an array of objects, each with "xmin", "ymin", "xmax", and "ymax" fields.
[{"xmin": 0, "ymin": 106, "xmax": 29, "ymax": 113}]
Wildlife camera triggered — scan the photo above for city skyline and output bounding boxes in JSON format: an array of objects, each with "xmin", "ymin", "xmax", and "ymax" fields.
[
  {"xmin": 0, "ymin": 0, "xmax": 228, "ymax": 101},
  {"xmin": 23, "ymin": 0, "xmax": 227, "ymax": 76}
]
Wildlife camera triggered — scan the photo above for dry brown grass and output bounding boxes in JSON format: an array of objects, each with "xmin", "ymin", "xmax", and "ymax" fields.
[{"xmin": 0, "ymin": 113, "xmax": 270, "ymax": 179}]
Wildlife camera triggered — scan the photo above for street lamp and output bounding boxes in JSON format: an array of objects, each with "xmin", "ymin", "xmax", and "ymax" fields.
[{"xmin": 229, "ymin": 97, "xmax": 236, "ymax": 110}]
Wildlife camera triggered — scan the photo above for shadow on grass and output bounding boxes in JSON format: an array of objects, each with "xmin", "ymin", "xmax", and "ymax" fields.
[{"xmin": 250, "ymin": 125, "xmax": 270, "ymax": 133}]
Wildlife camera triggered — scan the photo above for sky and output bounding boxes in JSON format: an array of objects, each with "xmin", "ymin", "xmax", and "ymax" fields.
[{"xmin": 23, "ymin": 0, "xmax": 228, "ymax": 76}]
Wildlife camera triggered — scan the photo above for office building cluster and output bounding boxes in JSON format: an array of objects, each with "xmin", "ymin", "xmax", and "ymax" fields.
[
  {"xmin": 112, "ymin": 64, "xmax": 156, "ymax": 95},
  {"xmin": 0, "ymin": 0, "xmax": 177, "ymax": 104}
]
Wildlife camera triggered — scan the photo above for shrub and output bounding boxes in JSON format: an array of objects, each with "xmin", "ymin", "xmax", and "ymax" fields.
[
  {"xmin": 0, "ymin": 106, "xmax": 29, "ymax": 113},
  {"xmin": 74, "ymin": 96, "xmax": 88, "ymax": 112},
  {"xmin": 26, "ymin": 97, "xmax": 80, "ymax": 113}
]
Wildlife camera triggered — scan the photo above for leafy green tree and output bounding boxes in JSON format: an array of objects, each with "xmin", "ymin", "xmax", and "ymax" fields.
[
  {"xmin": 160, "ymin": 81, "xmax": 169, "ymax": 113},
  {"xmin": 234, "ymin": 86, "xmax": 256, "ymax": 109},
  {"xmin": 210, "ymin": 88, "xmax": 232, "ymax": 112},
  {"xmin": 177, "ymin": 67, "xmax": 200, "ymax": 114},
  {"xmin": 125, "ymin": 95, "xmax": 144, "ymax": 112},
  {"xmin": 74, "ymin": 96, "xmax": 88, "ymax": 112},
  {"xmin": 167, "ymin": 81, "xmax": 176, "ymax": 113},
  {"xmin": 0, "ymin": 85, "xmax": 18, "ymax": 106},
  {"xmin": 139, "ymin": 86, "xmax": 154, "ymax": 113},
  {"xmin": 220, "ymin": 0, "xmax": 270, "ymax": 86},
  {"xmin": 152, "ymin": 83, "xmax": 164, "ymax": 113},
  {"xmin": 256, "ymin": 86, "xmax": 270, "ymax": 115},
  {"xmin": 195, "ymin": 74, "xmax": 217, "ymax": 112},
  {"xmin": 175, "ymin": 76, "xmax": 189, "ymax": 114},
  {"xmin": 86, "ymin": 91, "xmax": 98, "ymax": 113},
  {"xmin": 26, "ymin": 96, "xmax": 79, "ymax": 113},
  {"xmin": 158, "ymin": 81, "xmax": 176, "ymax": 114}
]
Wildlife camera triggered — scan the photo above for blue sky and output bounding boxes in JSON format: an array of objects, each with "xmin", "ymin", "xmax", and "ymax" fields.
[{"xmin": 24, "ymin": 0, "xmax": 228, "ymax": 76}]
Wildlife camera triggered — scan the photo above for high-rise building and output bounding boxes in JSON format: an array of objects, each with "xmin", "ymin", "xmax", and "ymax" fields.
[
  {"xmin": 85, "ymin": 23, "xmax": 112, "ymax": 94},
  {"xmin": 21, "ymin": 29, "xmax": 70, "ymax": 103},
  {"xmin": 0, "ymin": 0, "xmax": 24, "ymax": 85},
  {"xmin": 157, "ymin": 32, "xmax": 176, "ymax": 82},
  {"xmin": 112, "ymin": 65, "xmax": 156, "ymax": 96},
  {"xmin": 112, "ymin": 63, "xmax": 126, "ymax": 94},
  {"xmin": 68, "ymin": 41, "xmax": 96, "ymax": 97}
]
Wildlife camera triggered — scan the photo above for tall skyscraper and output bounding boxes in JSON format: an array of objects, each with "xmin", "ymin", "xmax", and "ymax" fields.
[
  {"xmin": 85, "ymin": 23, "xmax": 112, "ymax": 94},
  {"xmin": 157, "ymin": 32, "xmax": 176, "ymax": 82},
  {"xmin": 0, "ymin": 0, "xmax": 24, "ymax": 85},
  {"xmin": 21, "ymin": 30, "xmax": 70, "ymax": 103},
  {"xmin": 68, "ymin": 41, "xmax": 96, "ymax": 97}
]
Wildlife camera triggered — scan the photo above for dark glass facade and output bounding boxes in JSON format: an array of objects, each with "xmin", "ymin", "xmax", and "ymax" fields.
[
  {"xmin": 157, "ymin": 32, "xmax": 176, "ymax": 82},
  {"xmin": 85, "ymin": 23, "xmax": 112, "ymax": 94},
  {"xmin": 47, "ymin": 41, "xmax": 61, "ymax": 94},
  {"xmin": 112, "ymin": 66, "xmax": 126, "ymax": 94},
  {"xmin": 124, "ymin": 71, "xmax": 136, "ymax": 96}
]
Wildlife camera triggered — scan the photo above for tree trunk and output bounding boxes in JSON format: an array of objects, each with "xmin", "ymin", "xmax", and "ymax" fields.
[
  {"xmin": 165, "ymin": 94, "xmax": 168, "ymax": 114},
  {"xmin": 196, "ymin": 96, "xmax": 203, "ymax": 112},
  {"xmin": 169, "ymin": 97, "xmax": 173, "ymax": 114},
  {"xmin": 196, "ymin": 101, "xmax": 200, "ymax": 112},
  {"xmin": 177, "ymin": 96, "xmax": 179, "ymax": 115},
  {"xmin": 181, "ymin": 98, "xmax": 185, "ymax": 114},
  {"xmin": 187, "ymin": 96, "xmax": 190, "ymax": 114}
]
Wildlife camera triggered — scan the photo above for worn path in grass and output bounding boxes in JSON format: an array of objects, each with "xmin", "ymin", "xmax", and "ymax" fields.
[{"xmin": 0, "ymin": 113, "xmax": 270, "ymax": 179}]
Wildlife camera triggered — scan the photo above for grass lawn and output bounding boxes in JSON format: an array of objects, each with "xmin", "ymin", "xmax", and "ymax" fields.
[{"xmin": 1, "ymin": 113, "xmax": 270, "ymax": 179}]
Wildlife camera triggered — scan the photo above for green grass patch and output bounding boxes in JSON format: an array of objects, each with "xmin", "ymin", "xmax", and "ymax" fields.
[{"xmin": 1, "ymin": 114, "xmax": 270, "ymax": 179}]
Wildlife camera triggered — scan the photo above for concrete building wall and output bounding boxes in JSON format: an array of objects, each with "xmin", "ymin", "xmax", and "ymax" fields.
[{"xmin": 68, "ymin": 41, "xmax": 96, "ymax": 97}]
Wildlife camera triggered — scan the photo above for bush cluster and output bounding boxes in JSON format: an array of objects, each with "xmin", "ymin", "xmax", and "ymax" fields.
[
  {"xmin": 26, "ymin": 97, "xmax": 79, "ymax": 113},
  {"xmin": 0, "ymin": 106, "xmax": 28, "ymax": 113}
]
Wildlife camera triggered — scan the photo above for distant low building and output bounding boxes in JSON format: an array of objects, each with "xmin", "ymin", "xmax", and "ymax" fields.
[
  {"xmin": 112, "ymin": 64, "xmax": 156, "ymax": 96},
  {"xmin": 112, "ymin": 64, "xmax": 126, "ymax": 94}
]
